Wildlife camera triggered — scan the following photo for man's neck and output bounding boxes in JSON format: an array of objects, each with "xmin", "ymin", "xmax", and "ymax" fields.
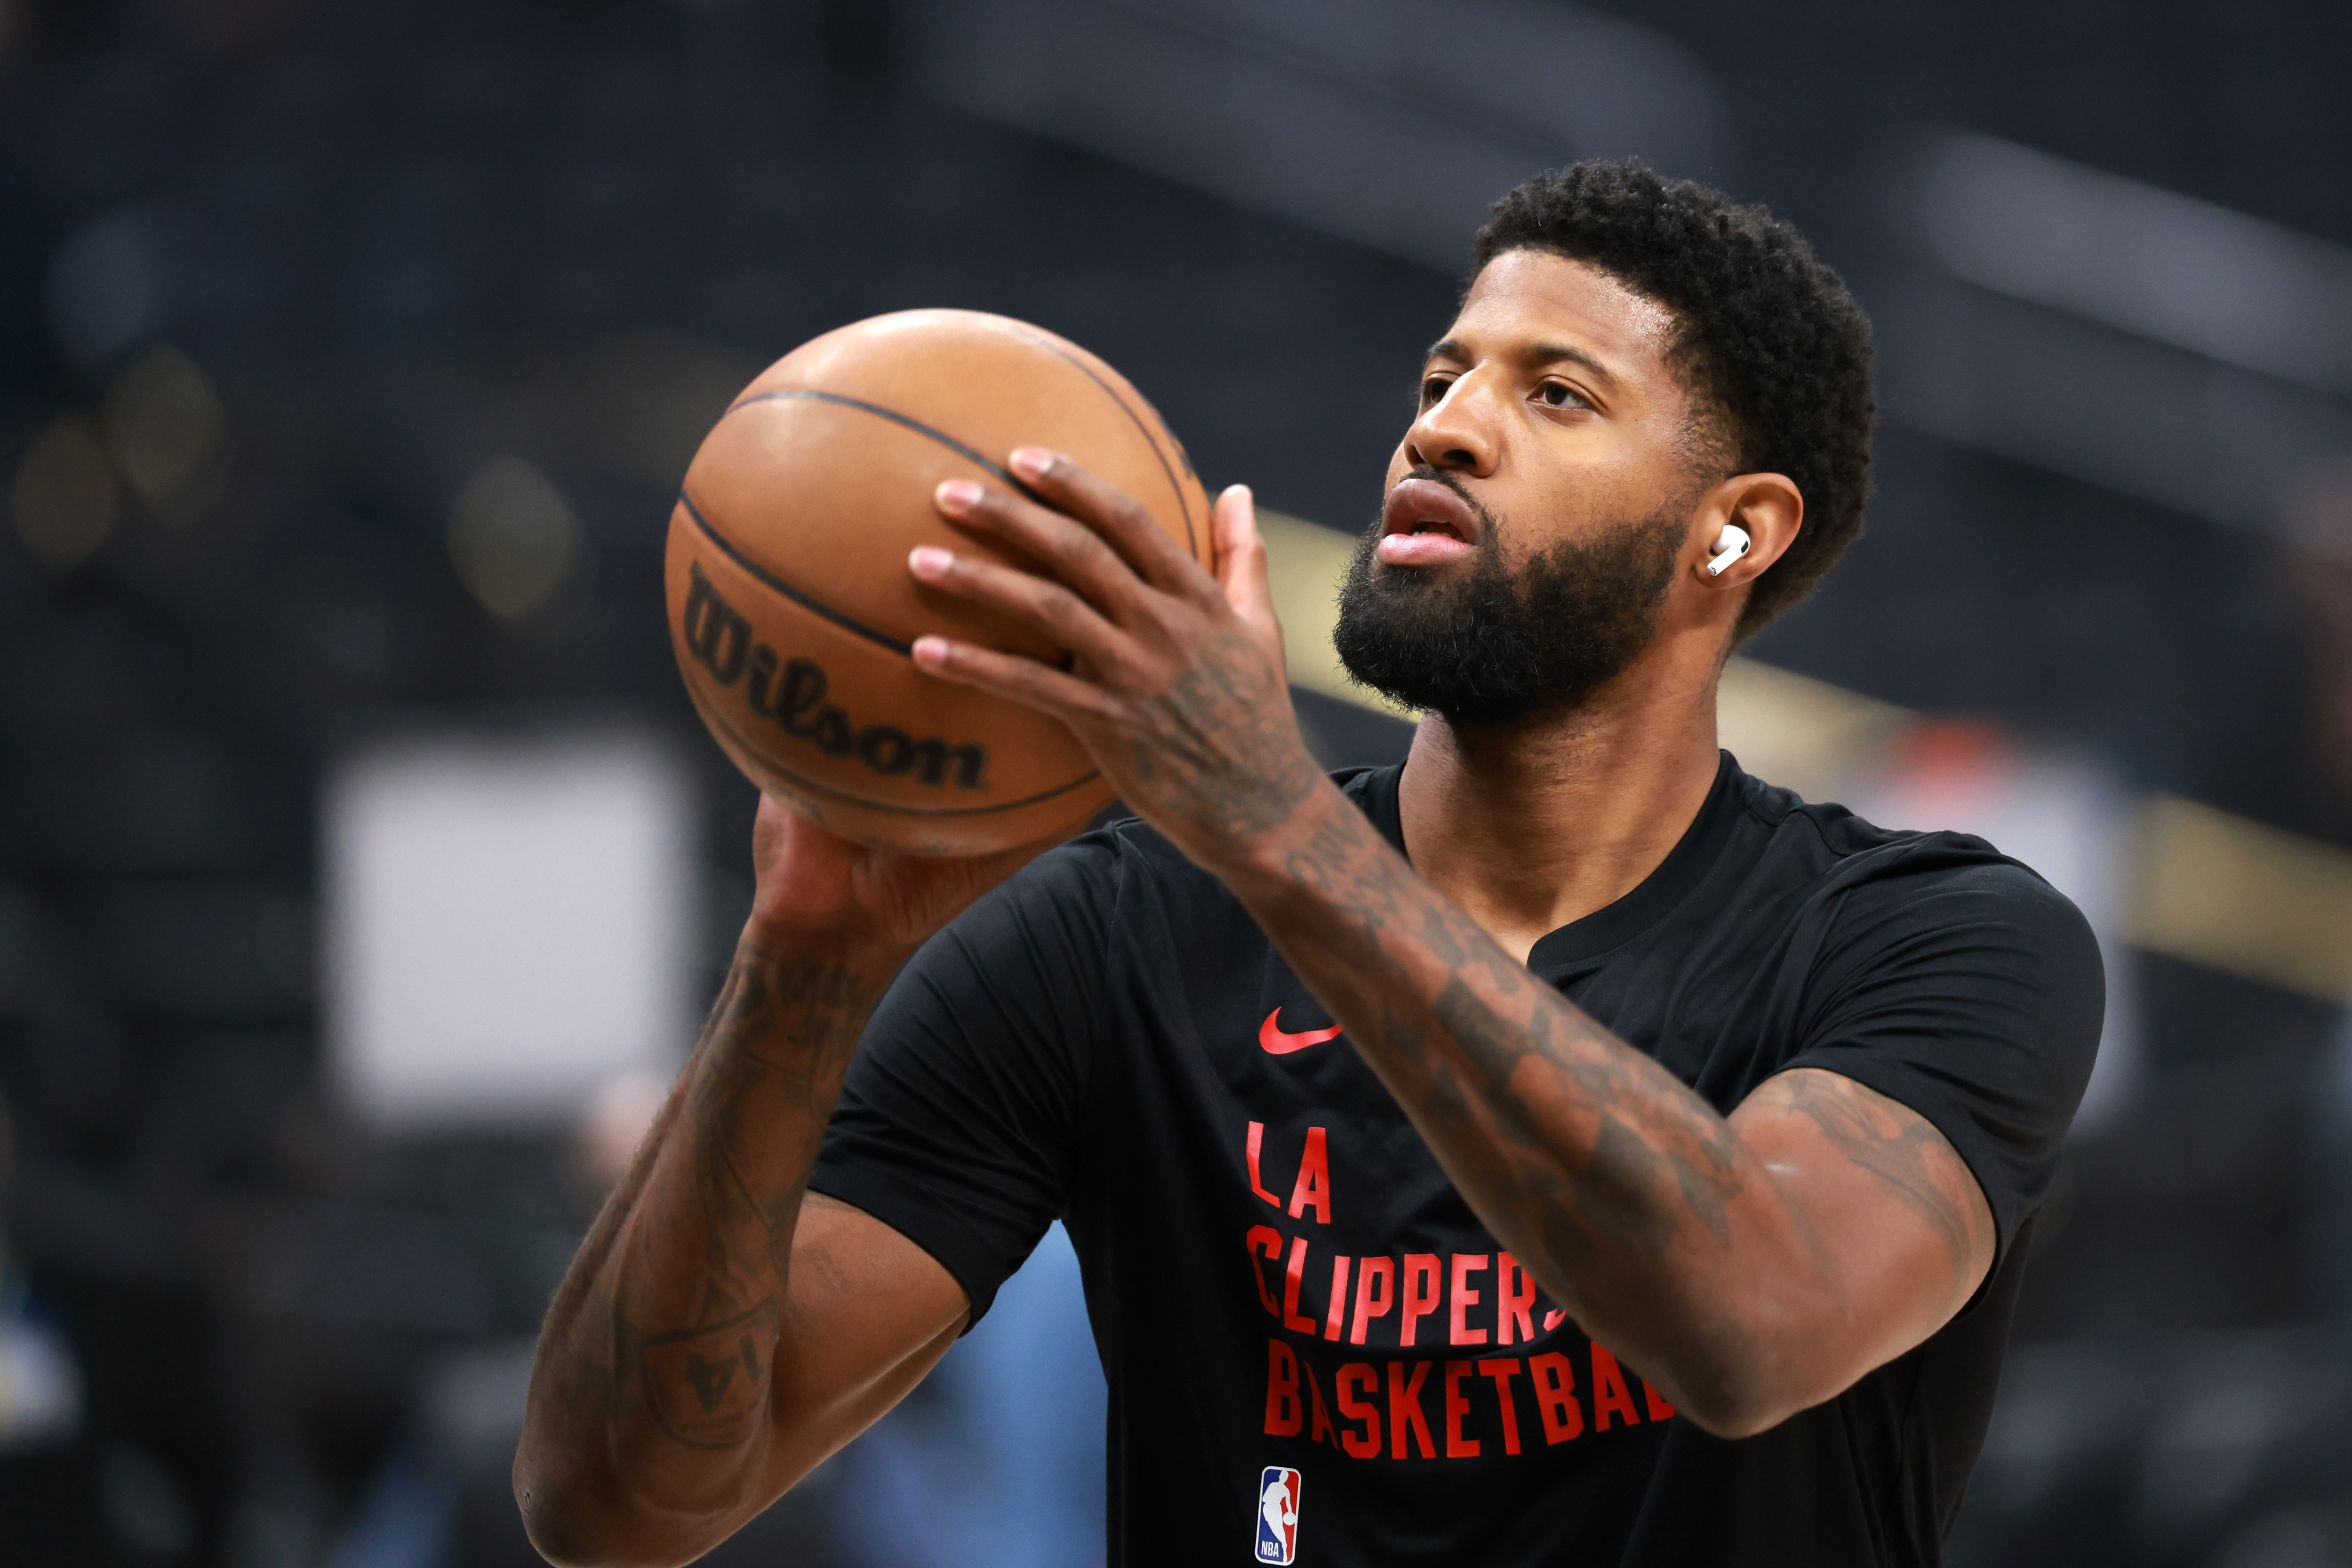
[{"xmin": 1394, "ymin": 633, "xmax": 1725, "ymax": 964}]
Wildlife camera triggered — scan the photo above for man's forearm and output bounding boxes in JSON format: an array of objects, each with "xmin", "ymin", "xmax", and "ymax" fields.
[
  {"xmin": 1224, "ymin": 781, "xmax": 1806, "ymax": 1420},
  {"xmin": 516, "ymin": 931, "xmax": 900, "ymax": 1557}
]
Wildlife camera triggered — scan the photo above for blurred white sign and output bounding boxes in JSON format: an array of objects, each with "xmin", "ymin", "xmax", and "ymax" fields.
[{"xmin": 324, "ymin": 730, "xmax": 695, "ymax": 1126}]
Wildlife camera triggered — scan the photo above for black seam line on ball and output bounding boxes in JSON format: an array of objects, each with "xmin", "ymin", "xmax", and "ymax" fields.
[
  {"xmin": 692, "ymin": 685, "xmax": 1104, "ymax": 818},
  {"xmin": 1007, "ymin": 329, "xmax": 1199, "ymax": 557},
  {"xmin": 676, "ymin": 491, "xmax": 914, "ymax": 657},
  {"xmin": 724, "ymin": 388, "xmax": 1038, "ymax": 497}
]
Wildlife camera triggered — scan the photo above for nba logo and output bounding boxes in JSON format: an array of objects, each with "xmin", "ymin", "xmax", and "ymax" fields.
[{"xmin": 1254, "ymin": 1466, "xmax": 1301, "ymax": 1564}]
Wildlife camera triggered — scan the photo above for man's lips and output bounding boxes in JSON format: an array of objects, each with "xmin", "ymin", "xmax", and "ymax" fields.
[{"xmin": 1376, "ymin": 477, "xmax": 1479, "ymax": 567}]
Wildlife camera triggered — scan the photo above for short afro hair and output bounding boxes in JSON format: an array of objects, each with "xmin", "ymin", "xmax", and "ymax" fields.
[{"xmin": 1471, "ymin": 162, "xmax": 1875, "ymax": 640}]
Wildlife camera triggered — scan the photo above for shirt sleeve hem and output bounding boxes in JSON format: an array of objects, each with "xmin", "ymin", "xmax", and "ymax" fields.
[{"xmin": 805, "ymin": 1161, "xmax": 1010, "ymax": 1332}]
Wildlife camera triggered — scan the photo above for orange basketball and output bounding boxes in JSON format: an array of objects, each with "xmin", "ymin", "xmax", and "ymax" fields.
[{"xmin": 665, "ymin": 309, "xmax": 1214, "ymax": 854}]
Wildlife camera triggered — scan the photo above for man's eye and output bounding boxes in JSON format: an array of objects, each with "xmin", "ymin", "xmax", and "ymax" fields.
[
  {"xmin": 1538, "ymin": 382, "xmax": 1584, "ymax": 409},
  {"xmin": 1421, "ymin": 376, "xmax": 1452, "ymax": 405}
]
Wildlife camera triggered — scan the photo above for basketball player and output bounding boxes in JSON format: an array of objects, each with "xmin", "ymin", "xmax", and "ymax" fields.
[{"xmin": 516, "ymin": 163, "xmax": 2101, "ymax": 1566}]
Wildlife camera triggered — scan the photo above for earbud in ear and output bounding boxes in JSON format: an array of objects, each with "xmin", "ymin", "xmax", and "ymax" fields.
[{"xmin": 1705, "ymin": 524, "xmax": 1752, "ymax": 578}]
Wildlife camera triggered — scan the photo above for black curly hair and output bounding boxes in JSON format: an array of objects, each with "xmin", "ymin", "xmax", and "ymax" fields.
[{"xmin": 1471, "ymin": 162, "xmax": 1876, "ymax": 640}]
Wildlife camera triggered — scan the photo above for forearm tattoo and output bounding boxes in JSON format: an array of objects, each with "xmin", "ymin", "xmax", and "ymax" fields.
[
  {"xmin": 542, "ymin": 945, "xmax": 886, "ymax": 1457},
  {"xmin": 1257, "ymin": 790, "xmax": 1976, "ymax": 1339}
]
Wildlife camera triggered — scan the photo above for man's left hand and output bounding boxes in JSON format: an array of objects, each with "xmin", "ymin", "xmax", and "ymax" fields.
[{"xmin": 906, "ymin": 446, "xmax": 1326, "ymax": 873}]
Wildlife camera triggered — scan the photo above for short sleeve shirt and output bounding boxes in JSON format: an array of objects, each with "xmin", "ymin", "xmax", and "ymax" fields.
[{"xmin": 810, "ymin": 754, "xmax": 2104, "ymax": 1567}]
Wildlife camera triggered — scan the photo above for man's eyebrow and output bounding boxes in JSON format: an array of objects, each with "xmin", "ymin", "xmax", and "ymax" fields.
[{"xmin": 1421, "ymin": 336, "xmax": 1622, "ymax": 389}]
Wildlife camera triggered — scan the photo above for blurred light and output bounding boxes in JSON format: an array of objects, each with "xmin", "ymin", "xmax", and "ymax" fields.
[
  {"xmin": 1921, "ymin": 132, "xmax": 2352, "ymax": 397},
  {"xmin": 48, "ymin": 207, "xmax": 158, "ymax": 371},
  {"xmin": 2128, "ymin": 797, "xmax": 2352, "ymax": 1005},
  {"xmin": 11, "ymin": 416, "xmax": 117, "ymax": 572},
  {"xmin": 0, "ymin": 1313, "xmax": 83, "ymax": 1455},
  {"xmin": 100, "ymin": 344, "xmax": 228, "ymax": 504},
  {"xmin": 1877, "ymin": 274, "xmax": 2352, "ymax": 539},
  {"xmin": 1885, "ymin": 134, "xmax": 2352, "ymax": 543},
  {"xmin": 910, "ymin": 0, "xmax": 1735, "ymax": 273},
  {"xmin": 447, "ymin": 456, "xmax": 583, "ymax": 620},
  {"xmin": 323, "ymin": 730, "xmax": 696, "ymax": 1126}
]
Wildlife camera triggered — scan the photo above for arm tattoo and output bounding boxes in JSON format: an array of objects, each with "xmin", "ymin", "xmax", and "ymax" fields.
[
  {"xmin": 639, "ymin": 1300, "xmax": 783, "ymax": 1450},
  {"xmin": 549, "ymin": 944, "xmax": 889, "ymax": 1456},
  {"xmin": 1236, "ymin": 787, "xmax": 1990, "ymax": 1415},
  {"xmin": 1757, "ymin": 1071, "xmax": 1981, "ymax": 1270},
  {"xmin": 1257, "ymin": 792, "xmax": 1747, "ymax": 1297}
]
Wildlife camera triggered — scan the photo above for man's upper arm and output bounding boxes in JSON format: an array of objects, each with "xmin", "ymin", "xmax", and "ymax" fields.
[
  {"xmin": 1730, "ymin": 1067, "xmax": 1996, "ymax": 1389},
  {"xmin": 1717, "ymin": 855, "xmax": 2102, "ymax": 1401},
  {"xmin": 761, "ymin": 1194, "xmax": 970, "ymax": 1496}
]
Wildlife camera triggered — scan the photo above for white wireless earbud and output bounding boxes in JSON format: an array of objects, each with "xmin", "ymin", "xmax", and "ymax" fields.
[{"xmin": 1705, "ymin": 524, "xmax": 1751, "ymax": 577}]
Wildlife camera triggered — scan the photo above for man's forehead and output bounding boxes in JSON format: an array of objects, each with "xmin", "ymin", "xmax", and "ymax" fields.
[{"xmin": 1441, "ymin": 249, "xmax": 1680, "ymax": 376}]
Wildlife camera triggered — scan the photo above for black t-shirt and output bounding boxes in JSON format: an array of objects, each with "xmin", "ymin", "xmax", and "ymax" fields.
[{"xmin": 810, "ymin": 755, "xmax": 2103, "ymax": 1567}]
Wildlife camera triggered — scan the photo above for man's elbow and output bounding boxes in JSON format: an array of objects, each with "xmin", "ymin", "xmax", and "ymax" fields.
[
  {"xmin": 1651, "ymin": 1335, "xmax": 1860, "ymax": 1440},
  {"xmin": 517, "ymin": 1478, "xmax": 651, "ymax": 1568},
  {"xmin": 1668, "ymin": 1387, "xmax": 1804, "ymax": 1442},
  {"xmin": 514, "ymin": 1458, "xmax": 731, "ymax": 1568}
]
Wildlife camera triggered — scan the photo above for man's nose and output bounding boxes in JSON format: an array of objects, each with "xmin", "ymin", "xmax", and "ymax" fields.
[{"xmin": 1404, "ymin": 375, "xmax": 1500, "ymax": 476}]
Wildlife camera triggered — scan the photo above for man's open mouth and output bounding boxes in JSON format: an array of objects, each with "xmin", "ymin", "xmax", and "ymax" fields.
[{"xmin": 1377, "ymin": 476, "xmax": 1481, "ymax": 566}]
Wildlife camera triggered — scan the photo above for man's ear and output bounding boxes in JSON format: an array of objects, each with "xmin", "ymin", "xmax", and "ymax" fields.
[{"xmin": 1691, "ymin": 473, "xmax": 1802, "ymax": 589}]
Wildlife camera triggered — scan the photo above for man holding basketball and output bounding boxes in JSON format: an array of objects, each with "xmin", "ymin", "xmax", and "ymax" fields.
[{"xmin": 518, "ymin": 163, "xmax": 2100, "ymax": 1566}]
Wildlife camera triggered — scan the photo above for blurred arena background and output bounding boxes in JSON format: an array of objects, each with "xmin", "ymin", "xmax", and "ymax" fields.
[{"xmin": 3, "ymin": 1, "xmax": 2352, "ymax": 1564}]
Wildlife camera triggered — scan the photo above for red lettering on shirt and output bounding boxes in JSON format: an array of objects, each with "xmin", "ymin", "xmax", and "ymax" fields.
[
  {"xmin": 1324, "ymin": 1256, "xmax": 1352, "ymax": 1341},
  {"xmin": 1542, "ymin": 1308, "xmax": 1567, "ymax": 1333},
  {"xmin": 1400, "ymin": 1254, "xmax": 1441, "ymax": 1347},
  {"xmin": 1388, "ymin": 1360, "xmax": 1436, "ymax": 1459},
  {"xmin": 1335, "ymin": 1362, "xmax": 1381, "ymax": 1458},
  {"xmin": 1643, "ymin": 1379, "xmax": 1677, "ymax": 1421},
  {"xmin": 1245, "ymin": 1122, "xmax": 1281, "ymax": 1207},
  {"xmin": 1349, "ymin": 1256, "xmax": 1394, "ymax": 1345},
  {"xmin": 1443, "ymin": 1361, "xmax": 1481, "ymax": 1458},
  {"xmin": 1529, "ymin": 1351, "xmax": 1584, "ymax": 1443},
  {"xmin": 1287, "ymin": 1126, "xmax": 1332, "ymax": 1224},
  {"xmin": 1590, "ymin": 1343, "xmax": 1639, "ymax": 1432},
  {"xmin": 1448, "ymin": 1254, "xmax": 1489, "ymax": 1346},
  {"xmin": 1477, "ymin": 1359, "xmax": 1525, "ymax": 1454},
  {"xmin": 1496, "ymin": 1252, "xmax": 1537, "ymax": 1346},
  {"xmin": 1282, "ymin": 1236, "xmax": 1319, "ymax": 1335},
  {"xmin": 1246, "ymin": 1225, "xmax": 1283, "ymax": 1316},
  {"xmin": 1264, "ymin": 1338, "xmax": 1303, "ymax": 1436},
  {"xmin": 1305, "ymin": 1360, "xmax": 1337, "ymax": 1447}
]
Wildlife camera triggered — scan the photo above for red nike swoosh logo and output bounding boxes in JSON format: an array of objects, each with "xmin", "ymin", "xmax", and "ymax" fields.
[{"xmin": 1260, "ymin": 1009, "xmax": 1342, "ymax": 1055}]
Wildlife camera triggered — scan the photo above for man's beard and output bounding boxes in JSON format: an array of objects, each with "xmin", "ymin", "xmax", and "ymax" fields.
[{"xmin": 1331, "ymin": 473, "xmax": 1687, "ymax": 725}]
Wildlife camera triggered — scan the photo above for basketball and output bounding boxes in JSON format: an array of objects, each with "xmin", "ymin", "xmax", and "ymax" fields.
[{"xmin": 665, "ymin": 309, "xmax": 1214, "ymax": 854}]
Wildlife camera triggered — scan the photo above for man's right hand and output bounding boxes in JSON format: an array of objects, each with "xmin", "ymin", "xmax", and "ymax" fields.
[
  {"xmin": 513, "ymin": 797, "xmax": 1067, "ymax": 1568},
  {"xmin": 742, "ymin": 791, "xmax": 1065, "ymax": 962}
]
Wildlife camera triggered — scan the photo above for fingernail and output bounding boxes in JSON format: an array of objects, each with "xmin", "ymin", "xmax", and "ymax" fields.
[
  {"xmin": 909, "ymin": 545, "xmax": 953, "ymax": 576},
  {"xmin": 937, "ymin": 478, "xmax": 983, "ymax": 510},
  {"xmin": 1009, "ymin": 447, "xmax": 1054, "ymax": 480},
  {"xmin": 911, "ymin": 635, "xmax": 948, "ymax": 664}
]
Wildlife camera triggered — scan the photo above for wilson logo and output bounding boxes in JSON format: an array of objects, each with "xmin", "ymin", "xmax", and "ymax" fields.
[{"xmin": 682, "ymin": 561, "xmax": 990, "ymax": 791}]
